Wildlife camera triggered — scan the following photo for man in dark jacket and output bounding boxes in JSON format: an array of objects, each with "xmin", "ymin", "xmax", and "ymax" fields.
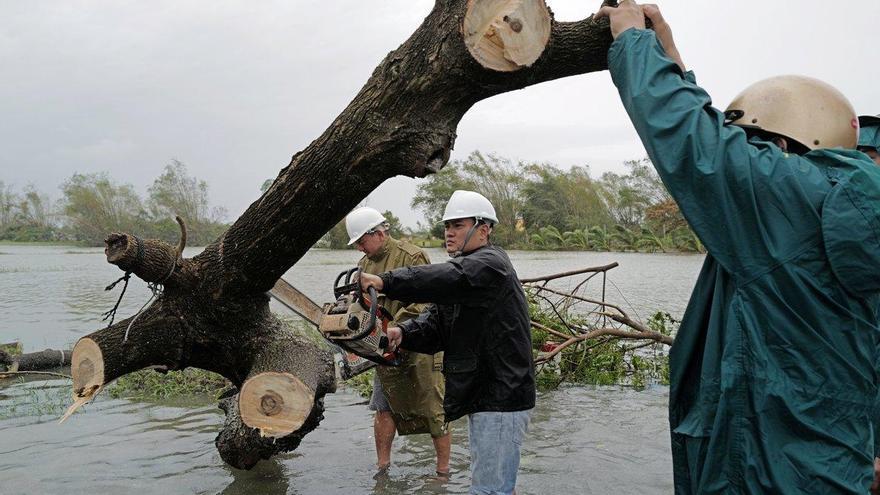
[{"xmin": 360, "ymin": 190, "xmax": 535, "ymax": 495}]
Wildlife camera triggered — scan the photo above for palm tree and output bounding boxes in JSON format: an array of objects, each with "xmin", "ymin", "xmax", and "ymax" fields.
[
  {"xmin": 587, "ymin": 225, "xmax": 612, "ymax": 251},
  {"xmin": 635, "ymin": 227, "xmax": 668, "ymax": 253},
  {"xmin": 610, "ymin": 224, "xmax": 639, "ymax": 251},
  {"xmin": 562, "ymin": 228, "xmax": 589, "ymax": 250},
  {"xmin": 671, "ymin": 226, "xmax": 704, "ymax": 252},
  {"xmin": 529, "ymin": 231, "xmax": 549, "ymax": 249},
  {"xmin": 538, "ymin": 225, "xmax": 565, "ymax": 249}
]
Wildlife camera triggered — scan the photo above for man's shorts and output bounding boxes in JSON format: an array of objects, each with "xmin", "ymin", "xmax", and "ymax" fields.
[
  {"xmin": 468, "ymin": 410, "xmax": 531, "ymax": 495},
  {"xmin": 368, "ymin": 371, "xmax": 391, "ymax": 412}
]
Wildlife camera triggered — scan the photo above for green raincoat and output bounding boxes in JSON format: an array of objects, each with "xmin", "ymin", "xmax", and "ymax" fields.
[
  {"xmin": 609, "ymin": 29, "xmax": 880, "ymax": 493},
  {"xmin": 359, "ymin": 236, "xmax": 447, "ymax": 437}
]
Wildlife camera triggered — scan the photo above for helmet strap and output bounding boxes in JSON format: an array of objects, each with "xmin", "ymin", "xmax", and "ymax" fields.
[
  {"xmin": 743, "ymin": 128, "xmax": 809, "ymax": 155},
  {"xmin": 451, "ymin": 218, "xmax": 482, "ymax": 258}
]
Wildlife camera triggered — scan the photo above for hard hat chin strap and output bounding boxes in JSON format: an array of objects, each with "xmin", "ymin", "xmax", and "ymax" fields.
[{"xmin": 451, "ymin": 218, "xmax": 484, "ymax": 258}]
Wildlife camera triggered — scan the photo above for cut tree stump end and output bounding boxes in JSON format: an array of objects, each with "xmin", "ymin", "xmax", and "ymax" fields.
[
  {"xmin": 60, "ymin": 338, "xmax": 105, "ymax": 423},
  {"xmin": 240, "ymin": 372, "xmax": 314, "ymax": 438},
  {"xmin": 463, "ymin": 0, "xmax": 551, "ymax": 72},
  {"xmin": 71, "ymin": 338, "xmax": 104, "ymax": 397}
]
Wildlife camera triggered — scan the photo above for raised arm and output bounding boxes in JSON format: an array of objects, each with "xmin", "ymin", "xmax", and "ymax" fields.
[{"xmin": 606, "ymin": 21, "xmax": 824, "ymax": 277}]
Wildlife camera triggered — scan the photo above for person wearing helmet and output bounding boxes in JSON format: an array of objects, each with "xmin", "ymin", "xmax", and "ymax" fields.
[
  {"xmin": 359, "ymin": 191, "xmax": 535, "ymax": 495},
  {"xmin": 344, "ymin": 207, "xmax": 451, "ymax": 477},
  {"xmin": 858, "ymin": 115, "xmax": 880, "ymax": 165},
  {"xmin": 597, "ymin": 2, "xmax": 880, "ymax": 493}
]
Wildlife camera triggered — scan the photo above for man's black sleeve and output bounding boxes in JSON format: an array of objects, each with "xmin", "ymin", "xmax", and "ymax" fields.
[
  {"xmin": 380, "ymin": 249, "xmax": 506, "ymax": 307},
  {"xmin": 398, "ymin": 303, "xmax": 445, "ymax": 354}
]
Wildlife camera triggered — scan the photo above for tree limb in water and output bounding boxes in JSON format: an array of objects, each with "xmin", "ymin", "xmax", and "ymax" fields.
[
  {"xmin": 1, "ymin": 348, "xmax": 72, "ymax": 373},
  {"xmin": 524, "ymin": 263, "xmax": 675, "ymax": 371}
]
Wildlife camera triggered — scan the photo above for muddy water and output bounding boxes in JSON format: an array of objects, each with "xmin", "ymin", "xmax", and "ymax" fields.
[{"xmin": 0, "ymin": 244, "xmax": 704, "ymax": 494}]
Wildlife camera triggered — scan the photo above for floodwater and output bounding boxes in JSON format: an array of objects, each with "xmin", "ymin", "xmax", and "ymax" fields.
[{"xmin": 0, "ymin": 244, "xmax": 704, "ymax": 494}]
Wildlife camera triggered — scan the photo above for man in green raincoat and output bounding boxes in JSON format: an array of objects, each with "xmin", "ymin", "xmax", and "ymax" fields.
[
  {"xmin": 344, "ymin": 207, "xmax": 450, "ymax": 476},
  {"xmin": 860, "ymin": 114, "xmax": 880, "ymax": 491},
  {"xmin": 597, "ymin": 2, "xmax": 880, "ymax": 493},
  {"xmin": 858, "ymin": 115, "xmax": 880, "ymax": 165}
]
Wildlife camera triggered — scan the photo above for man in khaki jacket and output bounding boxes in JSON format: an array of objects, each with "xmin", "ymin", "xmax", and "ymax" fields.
[{"xmin": 345, "ymin": 207, "xmax": 450, "ymax": 477}]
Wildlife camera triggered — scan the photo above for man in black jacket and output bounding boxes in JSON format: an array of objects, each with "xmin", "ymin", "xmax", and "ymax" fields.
[{"xmin": 360, "ymin": 190, "xmax": 535, "ymax": 495}]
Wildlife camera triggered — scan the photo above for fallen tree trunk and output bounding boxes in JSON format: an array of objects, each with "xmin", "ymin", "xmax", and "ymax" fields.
[
  {"xmin": 0, "ymin": 347, "xmax": 72, "ymax": 372},
  {"xmin": 65, "ymin": 0, "xmax": 618, "ymax": 469}
]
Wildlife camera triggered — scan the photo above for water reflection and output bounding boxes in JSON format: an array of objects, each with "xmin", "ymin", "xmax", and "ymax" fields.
[{"xmin": 221, "ymin": 459, "xmax": 289, "ymax": 495}]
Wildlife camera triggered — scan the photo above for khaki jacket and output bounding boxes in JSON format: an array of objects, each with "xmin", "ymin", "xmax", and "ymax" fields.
[{"xmin": 358, "ymin": 236, "xmax": 446, "ymax": 437}]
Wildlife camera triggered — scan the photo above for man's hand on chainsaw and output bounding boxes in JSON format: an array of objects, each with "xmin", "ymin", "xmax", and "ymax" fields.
[
  {"xmin": 385, "ymin": 327, "xmax": 402, "ymax": 352},
  {"xmin": 359, "ymin": 272, "xmax": 384, "ymax": 292}
]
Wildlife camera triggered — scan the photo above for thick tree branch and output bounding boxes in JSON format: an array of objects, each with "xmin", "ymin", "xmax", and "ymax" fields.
[
  {"xmin": 536, "ymin": 326, "xmax": 671, "ymax": 364},
  {"xmin": 104, "ymin": 233, "xmax": 196, "ymax": 289},
  {"xmin": 520, "ymin": 262, "xmax": 619, "ymax": 283},
  {"xmin": 207, "ymin": 1, "xmax": 616, "ymax": 296}
]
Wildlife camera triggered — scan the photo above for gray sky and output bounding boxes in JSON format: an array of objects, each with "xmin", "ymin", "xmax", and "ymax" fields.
[{"xmin": 1, "ymin": 1, "xmax": 878, "ymax": 227}]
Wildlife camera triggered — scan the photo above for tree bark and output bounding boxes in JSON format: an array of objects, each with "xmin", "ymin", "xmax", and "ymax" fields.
[
  {"xmin": 67, "ymin": 0, "xmax": 616, "ymax": 469},
  {"xmin": 9, "ymin": 348, "xmax": 72, "ymax": 371},
  {"xmin": 0, "ymin": 345, "xmax": 73, "ymax": 373}
]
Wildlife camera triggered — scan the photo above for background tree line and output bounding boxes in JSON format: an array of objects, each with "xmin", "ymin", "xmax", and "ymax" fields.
[
  {"xmin": 409, "ymin": 151, "xmax": 704, "ymax": 253},
  {"xmin": 4, "ymin": 152, "xmax": 704, "ymax": 253},
  {"xmin": 0, "ymin": 160, "xmax": 228, "ymax": 246}
]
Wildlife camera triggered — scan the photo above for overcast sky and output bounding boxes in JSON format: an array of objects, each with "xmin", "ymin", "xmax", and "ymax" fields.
[{"xmin": 1, "ymin": 1, "xmax": 878, "ymax": 227}]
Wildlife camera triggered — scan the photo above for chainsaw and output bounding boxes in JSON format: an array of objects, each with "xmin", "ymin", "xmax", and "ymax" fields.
[
  {"xmin": 268, "ymin": 269, "xmax": 400, "ymax": 381},
  {"xmin": 318, "ymin": 267, "xmax": 402, "ymax": 367}
]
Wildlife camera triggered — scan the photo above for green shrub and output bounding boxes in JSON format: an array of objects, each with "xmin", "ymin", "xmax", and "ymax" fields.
[{"xmin": 346, "ymin": 368, "xmax": 375, "ymax": 398}]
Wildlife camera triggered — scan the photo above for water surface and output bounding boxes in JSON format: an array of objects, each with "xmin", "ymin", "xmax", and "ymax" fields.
[{"xmin": 0, "ymin": 245, "xmax": 704, "ymax": 494}]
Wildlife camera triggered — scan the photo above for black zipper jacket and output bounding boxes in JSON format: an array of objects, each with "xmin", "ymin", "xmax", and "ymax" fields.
[{"xmin": 379, "ymin": 245, "xmax": 535, "ymax": 421}]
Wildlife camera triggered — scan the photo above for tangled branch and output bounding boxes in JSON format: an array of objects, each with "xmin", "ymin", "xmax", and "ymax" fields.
[{"xmin": 523, "ymin": 263, "xmax": 675, "ymax": 387}]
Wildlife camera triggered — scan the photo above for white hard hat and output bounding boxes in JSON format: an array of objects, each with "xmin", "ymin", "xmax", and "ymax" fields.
[
  {"xmin": 442, "ymin": 190, "xmax": 498, "ymax": 225},
  {"xmin": 345, "ymin": 207, "xmax": 386, "ymax": 245}
]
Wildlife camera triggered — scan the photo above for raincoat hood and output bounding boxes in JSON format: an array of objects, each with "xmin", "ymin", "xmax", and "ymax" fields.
[
  {"xmin": 859, "ymin": 124, "xmax": 880, "ymax": 151},
  {"xmin": 810, "ymin": 148, "xmax": 880, "ymax": 296}
]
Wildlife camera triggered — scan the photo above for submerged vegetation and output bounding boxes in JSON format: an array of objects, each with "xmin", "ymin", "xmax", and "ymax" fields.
[
  {"xmin": 532, "ymin": 308, "xmax": 674, "ymax": 391},
  {"xmin": 108, "ymin": 368, "xmax": 230, "ymax": 401},
  {"xmin": 0, "ymin": 369, "xmax": 229, "ymax": 421},
  {"xmin": 525, "ymin": 264, "xmax": 676, "ymax": 391},
  {"xmin": 347, "ymin": 368, "xmax": 376, "ymax": 398},
  {"xmin": 0, "ymin": 342, "xmax": 22, "ymax": 357},
  {"xmin": 0, "ymin": 379, "xmax": 71, "ymax": 420}
]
